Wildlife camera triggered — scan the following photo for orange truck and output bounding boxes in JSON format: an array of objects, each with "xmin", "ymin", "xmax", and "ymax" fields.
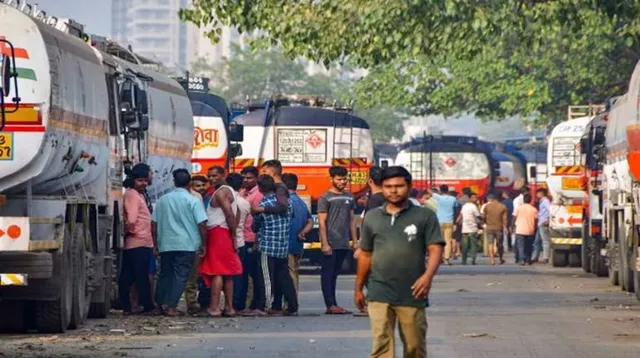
[{"xmin": 233, "ymin": 96, "xmax": 375, "ymax": 270}]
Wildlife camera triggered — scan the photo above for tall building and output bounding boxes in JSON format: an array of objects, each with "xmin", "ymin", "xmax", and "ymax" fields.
[{"xmin": 111, "ymin": 0, "xmax": 191, "ymax": 72}]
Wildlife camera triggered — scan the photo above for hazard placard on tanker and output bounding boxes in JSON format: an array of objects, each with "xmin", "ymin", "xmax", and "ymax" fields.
[
  {"xmin": 277, "ymin": 129, "xmax": 327, "ymax": 163},
  {"xmin": 552, "ymin": 137, "xmax": 581, "ymax": 167}
]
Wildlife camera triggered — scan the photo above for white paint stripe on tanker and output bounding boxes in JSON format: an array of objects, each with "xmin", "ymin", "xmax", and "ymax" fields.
[
  {"xmin": 551, "ymin": 238, "xmax": 582, "ymax": 245},
  {"xmin": 0, "ymin": 274, "xmax": 27, "ymax": 286}
]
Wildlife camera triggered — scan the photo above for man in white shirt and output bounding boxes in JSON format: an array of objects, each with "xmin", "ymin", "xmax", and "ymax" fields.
[{"xmin": 457, "ymin": 193, "xmax": 481, "ymax": 265}]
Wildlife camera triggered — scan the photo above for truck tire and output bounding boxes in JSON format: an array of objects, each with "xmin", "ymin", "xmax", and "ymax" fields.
[
  {"xmin": 551, "ymin": 249, "xmax": 567, "ymax": 267},
  {"xmin": 69, "ymin": 224, "xmax": 91, "ymax": 329},
  {"xmin": 591, "ymin": 239, "xmax": 608, "ymax": 277},
  {"xmin": 35, "ymin": 228, "xmax": 73, "ymax": 333},
  {"xmin": 581, "ymin": 223, "xmax": 592, "ymax": 273},
  {"xmin": 0, "ymin": 252, "xmax": 53, "ymax": 279},
  {"xmin": 619, "ymin": 231, "xmax": 635, "ymax": 293},
  {"xmin": 568, "ymin": 252, "xmax": 581, "ymax": 267},
  {"xmin": 0, "ymin": 301, "xmax": 26, "ymax": 333}
]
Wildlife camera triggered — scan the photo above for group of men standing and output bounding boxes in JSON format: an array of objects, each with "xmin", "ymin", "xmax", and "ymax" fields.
[{"xmin": 118, "ymin": 160, "xmax": 367, "ymax": 318}]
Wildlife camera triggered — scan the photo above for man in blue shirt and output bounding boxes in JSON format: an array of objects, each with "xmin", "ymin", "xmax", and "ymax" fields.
[
  {"xmin": 533, "ymin": 188, "xmax": 551, "ymax": 264},
  {"xmin": 431, "ymin": 185, "xmax": 458, "ymax": 265},
  {"xmin": 281, "ymin": 173, "xmax": 313, "ymax": 309},
  {"xmin": 152, "ymin": 169, "xmax": 208, "ymax": 317}
]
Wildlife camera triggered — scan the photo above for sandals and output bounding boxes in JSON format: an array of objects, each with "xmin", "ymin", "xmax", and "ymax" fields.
[
  {"xmin": 325, "ymin": 306, "xmax": 352, "ymax": 315},
  {"xmin": 353, "ymin": 310, "xmax": 368, "ymax": 317}
]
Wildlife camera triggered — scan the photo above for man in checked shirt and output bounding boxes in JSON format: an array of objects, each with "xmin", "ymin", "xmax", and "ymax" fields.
[{"xmin": 252, "ymin": 174, "xmax": 298, "ymax": 316}]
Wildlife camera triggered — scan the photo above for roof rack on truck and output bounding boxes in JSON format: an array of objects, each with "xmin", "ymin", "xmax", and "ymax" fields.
[{"xmin": 567, "ymin": 104, "xmax": 605, "ymax": 120}]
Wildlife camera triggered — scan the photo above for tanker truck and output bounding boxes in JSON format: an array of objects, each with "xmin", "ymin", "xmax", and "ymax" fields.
[
  {"xmin": 0, "ymin": 4, "xmax": 194, "ymax": 332},
  {"xmin": 546, "ymin": 106, "xmax": 603, "ymax": 267},
  {"xmin": 601, "ymin": 61, "xmax": 640, "ymax": 298}
]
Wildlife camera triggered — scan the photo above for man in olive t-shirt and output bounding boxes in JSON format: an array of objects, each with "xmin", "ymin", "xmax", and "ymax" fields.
[{"xmin": 355, "ymin": 166, "xmax": 444, "ymax": 358}]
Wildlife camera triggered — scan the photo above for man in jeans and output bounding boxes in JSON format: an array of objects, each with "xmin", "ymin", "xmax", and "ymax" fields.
[
  {"xmin": 318, "ymin": 166, "xmax": 357, "ymax": 315},
  {"xmin": 514, "ymin": 193, "xmax": 538, "ymax": 265},
  {"xmin": 533, "ymin": 188, "xmax": 551, "ymax": 264},
  {"xmin": 281, "ymin": 173, "xmax": 313, "ymax": 310},
  {"xmin": 152, "ymin": 169, "xmax": 208, "ymax": 317},
  {"xmin": 120, "ymin": 165, "xmax": 155, "ymax": 314},
  {"xmin": 356, "ymin": 166, "xmax": 444, "ymax": 358},
  {"xmin": 253, "ymin": 174, "xmax": 298, "ymax": 316},
  {"xmin": 432, "ymin": 185, "xmax": 457, "ymax": 265},
  {"xmin": 238, "ymin": 166, "xmax": 267, "ymax": 316}
]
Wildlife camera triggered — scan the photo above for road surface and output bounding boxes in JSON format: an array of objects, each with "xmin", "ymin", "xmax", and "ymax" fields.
[{"xmin": 1, "ymin": 256, "xmax": 639, "ymax": 357}]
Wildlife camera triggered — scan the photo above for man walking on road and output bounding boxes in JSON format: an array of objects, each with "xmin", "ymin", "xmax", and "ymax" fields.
[
  {"xmin": 458, "ymin": 193, "xmax": 481, "ymax": 265},
  {"xmin": 482, "ymin": 193, "xmax": 508, "ymax": 265},
  {"xmin": 152, "ymin": 169, "xmax": 208, "ymax": 317},
  {"xmin": 533, "ymin": 188, "xmax": 551, "ymax": 264},
  {"xmin": 355, "ymin": 166, "xmax": 444, "ymax": 358},
  {"xmin": 318, "ymin": 166, "xmax": 358, "ymax": 315},
  {"xmin": 432, "ymin": 185, "xmax": 458, "ymax": 265}
]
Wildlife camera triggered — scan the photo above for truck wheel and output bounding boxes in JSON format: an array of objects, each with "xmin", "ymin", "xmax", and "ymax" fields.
[
  {"xmin": 619, "ymin": 232, "xmax": 635, "ymax": 293},
  {"xmin": 0, "ymin": 301, "xmax": 26, "ymax": 333},
  {"xmin": 0, "ymin": 252, "xmax": 53, "ymax": 279},
  {"xmin": 88, "ymin": 253, "xmax": 111, "ymax": 319},
  {"xmin": 69, "ymin": 225, "xmax": 91, "ymax": 329},
  {"xmin": 35, "ymin": 227, "xmax": 73, "ymax": 333},
  {"xmin": 591, "ymin": 239, "xmax": 608, "ymax": 277},
  {"xmin": 581, "ymin": 223, "xmax": 592, "ymax": 273},
  {"xmin": 551, "ymin": 249, "xmax": 567, "ymax": 267},
  {"xmin": 568, "ymin": 252, "xmax": 581, "ymax": 267}
]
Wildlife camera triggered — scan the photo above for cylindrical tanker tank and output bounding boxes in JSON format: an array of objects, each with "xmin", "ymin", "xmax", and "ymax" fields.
[
  {"xmin": 394, "ymin": 136, "xmax": 496, "ymax": 198},
  {"xmin": 0, "ymin": 7, "xmax": 111, "ymax": 197},
  {"xmin": 491, "ymin": 151, "xmax": 526, "ymax": 195}
]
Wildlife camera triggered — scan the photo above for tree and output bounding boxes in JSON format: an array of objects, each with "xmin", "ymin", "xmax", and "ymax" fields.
[
  {"xmin": 190, "ymin": 44, "xmax": 405, "ymax": 141},
  {"xmin": 180, "ymin": 1, "xmax": 640, "ymax": 127}
]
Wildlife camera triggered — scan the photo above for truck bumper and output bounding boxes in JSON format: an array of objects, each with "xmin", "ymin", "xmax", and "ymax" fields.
[
  {"xmin": 551, "ymin": 238, "xmax": 582, "ymax": 246},
  {"xmin": 0, "ymin": 251, "xmax": 53, "ymax": 286}
]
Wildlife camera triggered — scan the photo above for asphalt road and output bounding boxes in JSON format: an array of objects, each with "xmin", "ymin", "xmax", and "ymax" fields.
[{"xmin": 1, "ymin": 255, "xmax": 639, "ymax": 357}]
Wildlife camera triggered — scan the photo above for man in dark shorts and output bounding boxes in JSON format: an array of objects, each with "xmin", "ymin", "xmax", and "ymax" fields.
[
  {"xmin": 318, "ymin": 166, "xmax": 357, "ymax": 315},
  {"xmin": 355, "ymin": 166, "xmax": 444, "ymax": 357}
]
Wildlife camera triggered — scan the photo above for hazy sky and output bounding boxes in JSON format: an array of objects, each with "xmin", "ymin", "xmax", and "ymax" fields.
[{"xmin": 32, "ymin": 0, "xmax": 111, "ymax": 36}]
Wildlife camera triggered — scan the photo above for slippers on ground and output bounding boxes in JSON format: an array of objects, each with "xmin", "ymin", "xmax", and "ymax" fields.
[{"xmin": 353, "ymin": 311, "xmax": 369, "ymax": 317}]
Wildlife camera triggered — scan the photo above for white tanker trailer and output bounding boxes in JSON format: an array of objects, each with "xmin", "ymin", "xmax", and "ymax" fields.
[{"xmin": 0, "ymin": 4, "xmax": 193, "ymax": 332}]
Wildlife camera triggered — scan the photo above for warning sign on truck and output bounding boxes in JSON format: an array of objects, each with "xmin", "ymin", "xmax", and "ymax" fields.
[
  {"xmin": 277, "ymin": 129, "xmax": 327, "ymax": 163},
  {"xmin": 552, "ymin": 137, "xmax": 581, "ymax": 167}
]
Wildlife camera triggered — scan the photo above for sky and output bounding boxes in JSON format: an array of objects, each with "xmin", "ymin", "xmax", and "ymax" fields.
[{"xmin": 32, "ymin": 0, "xmax": 111, "ymax": 36}]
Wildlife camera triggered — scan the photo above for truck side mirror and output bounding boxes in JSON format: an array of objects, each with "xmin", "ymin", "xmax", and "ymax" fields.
[
  {"xmin": 579, "ymin": 137, "xmax": 588, "ymax": 154},
  {"xmin": 229, "ymin": 143, "xmax": 243, "ymax": 158},
  {"xmin": 228, "ymin": 122, "xmax": 244, "ymax": 142},
  {"xmin": 594, "ymin": 127, "xmax": 606, "ymax": 145},
  {"xmin": 120, "ymin": 102, "xmax": 137, "ymax": 126},
  {"xmin": 1, "ymin": 54, "xmax": 11, "ymax": 97},
  {"xmin": 135, "ymin": 87, "xmax": 149, "ymax": 115}
]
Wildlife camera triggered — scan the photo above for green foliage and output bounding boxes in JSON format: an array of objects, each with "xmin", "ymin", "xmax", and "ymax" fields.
[
  {"xmin": 190, "ymin": 44, "xmax": 405, "ymax": 142},
  {"xmin": 180, "ymin": 0, "xmax": 640, "ymax": 127}
]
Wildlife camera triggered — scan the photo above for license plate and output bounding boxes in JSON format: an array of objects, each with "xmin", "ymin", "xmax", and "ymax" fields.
[
  {"xmin": 0, "ymin": 132, "xmax": 13, "ymax": 160},
  {"xmin": 561, "ymin": 177, "xmax": 583, "ymax": 190},
  {"xmin": 349, "ymin": 171, "xmax": 368, "ymax": 185}
]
